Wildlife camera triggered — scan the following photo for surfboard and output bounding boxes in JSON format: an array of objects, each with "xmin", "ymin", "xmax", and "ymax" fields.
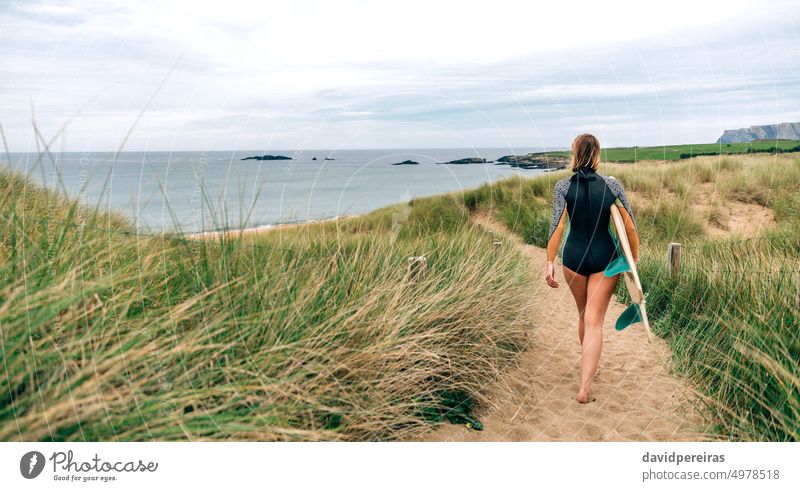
[{"xmin": 605, "ymin": 204, "xmax": 653, "ymax": 342}]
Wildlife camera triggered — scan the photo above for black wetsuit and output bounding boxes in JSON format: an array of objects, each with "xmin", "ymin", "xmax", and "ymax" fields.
[{"xmin": 547, "ymin": 168, "xmax": 639, "ymax": 276}]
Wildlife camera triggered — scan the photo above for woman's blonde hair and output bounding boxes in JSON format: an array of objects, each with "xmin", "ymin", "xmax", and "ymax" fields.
[{"xmin": 570, "ymin": 133, "xmax": 601, "ymax": 172}]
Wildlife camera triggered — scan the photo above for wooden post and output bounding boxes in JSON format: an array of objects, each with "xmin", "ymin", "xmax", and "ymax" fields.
[
  {"xmin": 667, "ymin": 243, "xmax": 681, "ymax": 279},
  {"xmin": 407, "ymin": 256, "xmax": 427, "ymax": 281},
  {"xmin": 796, "ymin": 269, "xmax": 800, "ymax": 310}
]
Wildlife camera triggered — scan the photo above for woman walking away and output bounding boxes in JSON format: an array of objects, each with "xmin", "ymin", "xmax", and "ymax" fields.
[{"xmin": 544, "ymin": 134, "xmax": 640, "ymax": 404}]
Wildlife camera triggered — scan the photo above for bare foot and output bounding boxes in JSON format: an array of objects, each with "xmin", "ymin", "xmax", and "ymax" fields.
[{"xmin": 576, "ymin": 391, "xmax": 591, "ymax": 404}]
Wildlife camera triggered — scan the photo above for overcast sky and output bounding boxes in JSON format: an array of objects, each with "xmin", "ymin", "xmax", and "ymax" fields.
[{"xmin": 1, "ymin": 0, "xmax": 799, "ymax": 152}]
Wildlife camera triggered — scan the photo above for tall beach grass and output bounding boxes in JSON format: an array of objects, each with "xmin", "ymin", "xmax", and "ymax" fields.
[{"xmin": 0, "ymin": 165, "xmax": 536, "ymax": 441}]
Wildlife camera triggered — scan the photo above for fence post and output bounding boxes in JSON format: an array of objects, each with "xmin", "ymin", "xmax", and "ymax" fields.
[
  {"xmin": 796, "ymin": 269, "xmax": 800, "ymax": 310},
  {"xmin": 407, "ymin": 256, "xmax": 427, "ymax": 281},
  {"xmin": 667, "ymin": 243, "xmax": 681, "ymax": 279}
]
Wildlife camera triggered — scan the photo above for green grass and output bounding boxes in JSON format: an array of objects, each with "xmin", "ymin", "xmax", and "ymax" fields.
[
  {"xmin": 0, "ymin": 164, "xmax": 536, "ymax": 441},
  {"xmin": 464, "ymin": 152, "xmax": 800, "ymax": 441},
  {"xmin": 534, "ymin": 139, "xmax": 800, "ymax": 162},
  {"xmin": 639, "ymin": 236, "xmax": 799, "ymax": 440}
]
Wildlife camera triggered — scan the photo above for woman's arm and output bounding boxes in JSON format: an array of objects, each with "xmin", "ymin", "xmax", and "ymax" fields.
[
  {"xmin": 547, "ymin": 208, "xmax": 567, "ymax": 262},
  {"xmin": 617, "ymin": 202, "xmax": 639, "ymax": 262},
  {"xmin": 545, "ymin": 179, "xmax": 570, "ymax": 288},
  {"xmin": 546, "ymin": 178, "xmax": 570, "ymax": 262},
  {"xmin": 609, "ymin": 177, "xmax": 639, "ymax": 262}
]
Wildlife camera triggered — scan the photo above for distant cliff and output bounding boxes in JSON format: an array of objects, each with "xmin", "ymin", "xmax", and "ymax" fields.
[{"xmin": 717, "ymin": 122, "xmax": 800, "ymax": 143}]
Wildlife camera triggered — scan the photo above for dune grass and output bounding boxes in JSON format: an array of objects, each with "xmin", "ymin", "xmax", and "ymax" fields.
[
  {"xmin": 0, "ymin": 166, "xmax": 536, "ymax": 441},
  {"xmin": 463, "ymin": 152, "xmax": 800, "ymax": 441}
]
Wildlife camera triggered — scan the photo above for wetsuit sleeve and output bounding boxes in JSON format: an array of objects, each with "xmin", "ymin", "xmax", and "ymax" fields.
[{"xmin": 546, "ymin": 178, "xmax": 569, "ymax": 262}]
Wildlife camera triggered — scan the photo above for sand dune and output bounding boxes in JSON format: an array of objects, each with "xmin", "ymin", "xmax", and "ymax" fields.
[{"xmin": 415, "ymin": 215, "xmax": 709, "ymax": 442}]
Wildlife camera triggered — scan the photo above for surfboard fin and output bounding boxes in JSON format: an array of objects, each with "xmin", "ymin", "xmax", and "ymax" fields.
[
  {"xmin": 615, "ymin": 303, "xmax": 642, "ymax": 331},
  {"xmin": 603, "ymin": 254, "xmax": 630, "ymax": 277}
]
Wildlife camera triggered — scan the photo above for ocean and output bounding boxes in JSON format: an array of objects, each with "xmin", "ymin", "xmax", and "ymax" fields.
[{"xmin": 4, "ymin": 147, "xmax": 560, "ymax": 233}]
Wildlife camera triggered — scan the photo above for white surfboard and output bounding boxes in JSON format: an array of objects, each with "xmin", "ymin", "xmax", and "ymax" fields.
[{"xmin": 609, "ymin": 204, "xmax": 652, "ymax": 342}]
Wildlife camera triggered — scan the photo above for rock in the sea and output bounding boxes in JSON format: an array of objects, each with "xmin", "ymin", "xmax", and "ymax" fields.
[
  {"xmin": 717, "ymin": 122, "xmax": 800, "ymax": 143},
  {"xmin": 392, "ymin": 160, "xmax": 420, "ymax": 166},
  {"xmin": 495, "ymin": 153, "xmax": 567, "ymax": 169},
  {"xmin": 240, "ymin": 154, "xmax": 292, "ymax": 161},
  {"xmin": 324, "ymin": 157, "xmax": 335, "ymax": 160},
  {"xmin": 436, "ymin": 157, "xmax": 490, "ymax": 164},
  {"xmin": 312, "ymin": 157, "xmax": 317, "ymax": 160}
]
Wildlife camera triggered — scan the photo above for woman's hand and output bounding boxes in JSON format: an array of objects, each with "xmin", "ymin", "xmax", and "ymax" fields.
[{"xmin": 545, "ymin": 261, "xmax": 559, "ymax": 288}]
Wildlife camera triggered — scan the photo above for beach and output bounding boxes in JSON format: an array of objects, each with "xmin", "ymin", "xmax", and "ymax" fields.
[{"xmin": 183, "ymin": 213, "xmax": 361, "ymax": 239}]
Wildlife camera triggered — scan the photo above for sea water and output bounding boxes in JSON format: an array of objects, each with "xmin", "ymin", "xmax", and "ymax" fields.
[{"xmin": 4, "ymin": 147, "xmax": 559, "ymax": 233}]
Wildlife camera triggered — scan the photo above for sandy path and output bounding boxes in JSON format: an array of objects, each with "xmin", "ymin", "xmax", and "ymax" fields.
[{"xmin": 416, "ymin": 215, "xmax": 708, "ymax": 441}]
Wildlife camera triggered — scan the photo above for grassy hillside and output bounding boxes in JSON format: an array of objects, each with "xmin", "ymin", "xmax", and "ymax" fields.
[
  {"xmin": 0, "ymin": 166, "xmax": 536, "ymax": 441},
  {"xmin": 463, "ymin": 152, "xmax": 800, "ymax": 440},
  {"xmin": 535, "ymin": 139, "xmax": 800, "ymax": 162}
]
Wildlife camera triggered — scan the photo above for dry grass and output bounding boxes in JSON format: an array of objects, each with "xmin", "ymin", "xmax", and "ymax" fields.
[{"xmin": 0, "ymin": 167, "xmax": 536, "ymax": 441}]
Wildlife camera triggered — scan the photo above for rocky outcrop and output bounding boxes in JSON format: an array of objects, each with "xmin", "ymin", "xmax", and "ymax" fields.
[
  {"xmin": 436, "ymin": 157, "xmax": 490, "ymax": 165},
  {"xmin": 717, "ymin": 122, "xmax": 800, "ymax": 143},
  {"xmin": 392, "ymin": 160, "xmax": 420, "ymax": 165},
  {"xmin": 495, "ymin": 153, "xmax": 568, "ymax": 170},
  {"xmin": 240, "ymin": 155, "xmax": 292, "ymax": 161}
]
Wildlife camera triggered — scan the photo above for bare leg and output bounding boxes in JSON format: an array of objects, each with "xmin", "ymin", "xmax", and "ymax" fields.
[
  {"xmin": 576, "ymin": 271, "xmax": 619, "ymax": 403},
  {"xmin": 562, "ymin": 266, "xmax": 588, "ymax": 344}
]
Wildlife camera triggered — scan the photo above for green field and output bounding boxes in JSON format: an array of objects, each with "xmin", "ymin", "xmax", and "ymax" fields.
[{"xmin": 536, "ymin": 139, "xmax": 800, "ymax": 162}]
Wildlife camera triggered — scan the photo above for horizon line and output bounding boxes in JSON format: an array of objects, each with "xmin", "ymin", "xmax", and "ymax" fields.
[{"xmin": 4, "ymin": 139, "xmax": 749, "ymax": 154}]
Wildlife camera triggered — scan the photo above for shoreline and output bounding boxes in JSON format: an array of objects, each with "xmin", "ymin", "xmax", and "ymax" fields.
[{"xmin": 183, "ymin": 214, "xmax": 360, "ymax": 239}]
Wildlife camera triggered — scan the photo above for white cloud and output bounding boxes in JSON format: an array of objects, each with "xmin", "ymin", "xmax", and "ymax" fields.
[{"xmin": 1, "ymin": 0, "xmax": 799, "ymax": 150}]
